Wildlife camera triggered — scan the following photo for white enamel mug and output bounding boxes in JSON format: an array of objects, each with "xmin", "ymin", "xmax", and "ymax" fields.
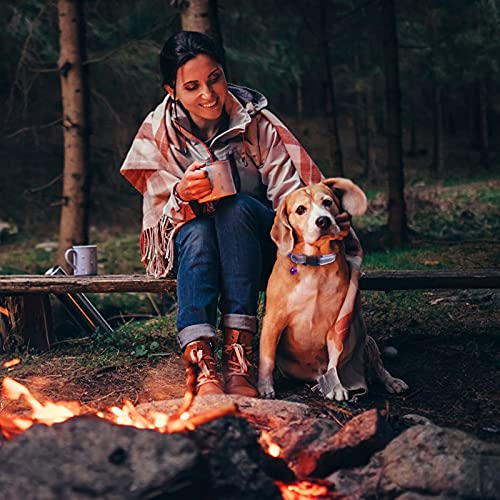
[
  {"xmin": 198, "ymin": 159, "xmax": 237, "ymax": 203},
  {"xmin": 64, "ymin": 245, "xmax": 98, "ymax": 276}
]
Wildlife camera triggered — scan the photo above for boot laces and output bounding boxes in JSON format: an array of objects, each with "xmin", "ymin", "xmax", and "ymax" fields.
[
  {"xmin": 225, "ymin": 343, "xmax": 252, "ymax": 376},
  {"xmin": 190, "ymin": 347, "xmax": 217, "ymax": 387}
]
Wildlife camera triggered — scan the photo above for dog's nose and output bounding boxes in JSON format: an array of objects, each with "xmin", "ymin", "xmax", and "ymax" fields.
[{"xmin": 315, "ymin": 216, "xmax": 331, "ymax": 229}]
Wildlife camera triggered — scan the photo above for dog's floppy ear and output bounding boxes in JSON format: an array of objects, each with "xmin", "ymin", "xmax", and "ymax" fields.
[
  {"xmin": 271, "ymin": 199, "xmax": 294, "ymax": 255},
  {"xmin": 322, "ymin": 177, "xmax": 367, "ymax": 216}
]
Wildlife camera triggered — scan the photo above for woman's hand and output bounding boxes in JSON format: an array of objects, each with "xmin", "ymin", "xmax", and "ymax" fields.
[{"xmin": 175, "ymin": 161, "xmax": 212, "ymax": 202}]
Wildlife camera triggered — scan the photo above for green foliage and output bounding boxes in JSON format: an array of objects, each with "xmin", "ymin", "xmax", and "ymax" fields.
[{"xmin": 90, "ymin": 315, "xmax": 178, "ymax": 359}]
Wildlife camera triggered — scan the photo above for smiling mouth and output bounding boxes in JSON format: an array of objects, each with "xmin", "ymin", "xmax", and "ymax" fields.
[{"xmin": 200, "ymin": 98, "xmax": 218, "ymax": 109}]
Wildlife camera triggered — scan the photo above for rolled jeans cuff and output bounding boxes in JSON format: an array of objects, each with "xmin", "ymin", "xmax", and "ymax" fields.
[
  {"xmin": 222, "ymin": 314, "xmax": 257, "ymax": 334},
  {"xmin": 178, "ymin": 323, "xmax": 218, "ymax": 350}
]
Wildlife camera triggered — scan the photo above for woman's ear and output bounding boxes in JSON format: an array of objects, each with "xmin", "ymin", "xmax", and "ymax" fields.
[
  {"xmin": 271, "ymin": 200, "xmax": 295, "ymax": 255},
  {"xmin": 164, "ymin": 84, "xmax": 175, "ymax": 99},
  {"xmin": 322, "ymin": 178, "xmax": 367, "ymax": 217}
]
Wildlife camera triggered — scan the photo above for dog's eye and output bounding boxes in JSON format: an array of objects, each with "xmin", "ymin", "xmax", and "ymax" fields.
[
  {"xmin": 296, "ymin": 205, "xmax": 306, "ymax": 215},
  {"xmin": 323, "ymin": 199, "xmax": 333, "ymax": 207}
]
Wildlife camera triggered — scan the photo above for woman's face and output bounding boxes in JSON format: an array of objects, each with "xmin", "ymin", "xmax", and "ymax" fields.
[{"xmin": 166, "ymin": 54, "xmax": 227, "ymax": 131}]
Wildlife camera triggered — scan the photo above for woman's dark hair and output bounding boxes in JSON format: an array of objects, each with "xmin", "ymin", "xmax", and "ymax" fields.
[{"xmin": 160, "ymin": 31, "xmax": 224, "ymax": 88}]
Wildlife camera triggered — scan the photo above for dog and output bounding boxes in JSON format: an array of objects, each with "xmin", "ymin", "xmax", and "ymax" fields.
[{"xmin": 258, "ymin": 178, "xmax": 409, "ymax": 401}]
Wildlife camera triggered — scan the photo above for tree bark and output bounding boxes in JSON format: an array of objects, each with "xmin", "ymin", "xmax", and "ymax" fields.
[
  {"xmin": 431, "ymin": 84, "xmax": 445, "ymax": 172},
  {"xmin": 363, "ymin": 83, "xmax": 377, "ymax": 178},
  {"xmin": 180, "ymin": 0, "xmax": 226, "ymax": 69},
  {"xmin": 319, "ymin": 0, "xmax": 344, "ymax": 176},
  {"xmin": 381, "ymin": 0, "xmax": 407, "ymax": 246},
  {"xmin": 295, "ymin": 74, "xmax": 303, "ymax": 119},
  {"xmin": 477, "ymin": 78, "xmax": 489, "ymax": 166},
  {"xmin": 408, "ymin": 96, "xmax": 417, "ymax": 157},
  {"xmin": 56, "ymin": 0, "xmax": 90, "ymax": 268},
  {"xmin": 353, "ymin": 54, "xmax": 365, "ymax": 161}
]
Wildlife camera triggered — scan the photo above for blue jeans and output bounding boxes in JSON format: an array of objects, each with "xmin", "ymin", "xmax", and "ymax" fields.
[{"xmin": 173, "ymin": 194, "xmax": 276, "ymax": 349}]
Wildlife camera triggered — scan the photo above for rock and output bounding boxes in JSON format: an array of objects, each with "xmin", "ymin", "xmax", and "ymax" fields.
[
  {"xmin": 402, "ymin": 413, "xmax": 434, "ymax": 426},
  {"xmin": 328, "ymin": 424, "xmax": 500, "ymax": 499},
  {"xmin": 137, "ymin": 394, "xmax": 310, "ymax": 429},
  {"xmin": 382, "ymin": 345, "xmax": 399, "ymax": 358},
  {"xmin": 0, "ymin": 220, "xmax": 18, "ymax": 243},
  {"xmin": 294, "ymin": 409, "xmax": 395, "ymax": 478},
  {"xmin": 0, "ymin": 415, "xmax": 287, "ymax": 500},
  {"xmin": 0, "ymin": 416, "xmax": 208, "ymax": 499},
  {"xmin": 35, "ymin": 241, "xmax": 58, "ymax": 252},
  {"xmin": 190, "ymin": 416, "xmax": 287, "ymax": 499}
]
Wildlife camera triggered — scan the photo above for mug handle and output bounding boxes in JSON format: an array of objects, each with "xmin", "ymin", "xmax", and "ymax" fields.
[{"xmin": 64, "ymin": 248, "xmax": 77, "ymax": 272}]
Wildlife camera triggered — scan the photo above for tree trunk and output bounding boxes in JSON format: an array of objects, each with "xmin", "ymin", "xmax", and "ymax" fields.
[
  {"xmin": 408, "ymin": 96, "xmax": 417, "ymax": 157},
  {"xmin": 296, "ymin": 74, "xmax": 303, "ymax": 119},
  {"xmin": 180, "ymin": 0, "xmax": 226, "ymax": 70},
  {"xmin": 381, "ymin": 0, "xmax": 407, "ymax": 247},
  {"xmin": 467, "ymin": 85, "xmax": 476, "ymax": 147},
  {"xmin": 319, "ymin": 0, "xmax": 344, "ymax": 176},
  {"xmin": 56, "ymin": 0, "xmax": 90, "ymax": 268},
  {"xmin": 353, "ymin": 54, "xmax": 365, "ymax": 161},
  {"xmin": 363, "ymin": 83, "xmax": 377, "ymax": 178},
  {"xmin": 477, "ymin": 78, "xmax": 489, "ymax": 166},
  {"xmin": 431, "ymin": 84, "xmax": 445, "ymax": 172}
]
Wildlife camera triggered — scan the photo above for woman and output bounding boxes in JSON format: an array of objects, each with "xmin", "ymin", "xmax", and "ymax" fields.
[{"xmin": 121, "ymin": 31, "xmax": 329, "ymax": 397}]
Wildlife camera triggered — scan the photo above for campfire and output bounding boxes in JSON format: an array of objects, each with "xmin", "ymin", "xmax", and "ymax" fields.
[{"xmin": 0, "ymin": 370, "xmax": 339, "ymax": 499}]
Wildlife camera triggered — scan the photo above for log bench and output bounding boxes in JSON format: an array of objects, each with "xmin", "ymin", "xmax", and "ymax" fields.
[
  {"xmin": 0, "ymin": 269, "xmax": 499, "ymax": 295},
  {"xmin": 0, "ymin": 270, "xmax": 499, "ymax": 352}
]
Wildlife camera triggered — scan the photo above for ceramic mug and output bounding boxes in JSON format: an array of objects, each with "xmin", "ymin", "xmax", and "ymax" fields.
[
  {"xmin": 198, "ymin": 159, "xmax": 237, "ymax": 203},
  {"xmin": 64, "ymin": 245, "xmax": 98, "ymax": 276}
]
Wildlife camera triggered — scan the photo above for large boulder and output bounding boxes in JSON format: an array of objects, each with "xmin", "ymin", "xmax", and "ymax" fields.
[
  {"xmin": 0, "ymin": 416, "xmax": 207, "ymax": 499},
  {"xmin": 328, "ymin": 424, "xmax": 500, "ymax": 499}
]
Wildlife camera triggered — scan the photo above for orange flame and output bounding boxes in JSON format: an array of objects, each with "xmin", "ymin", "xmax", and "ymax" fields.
[
  {"xmin": 2, "ymin": 358, "xmax": 21, "ymax": 369},
  {"xmin": 0, "ymin": 306, "xmax": 9, "ymax": 317},
  {"xmin": 0, "ymin": 377, "xmax": 236, "ymax": 440},
  {"xmin": 276, "ymin": 480, "xmax": 332, "ymax": 499},
  {"xmin": 259, "ymin": 429, "xmax": 281, "ymax": 458}
]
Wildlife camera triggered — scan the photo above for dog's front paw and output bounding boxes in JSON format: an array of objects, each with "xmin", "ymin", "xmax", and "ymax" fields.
[
  {"xmin": 325, "ymin": 384, "xmax": 349, "ymax": 402},
  {"xmin": 318, "ymin": 369, "xmax": 350, "ymax": 401},
  {"xmin": 384, "ymin": 376, "xmax": 409, "ymax": 394},
  {"xmin": 258, "ymin": 380, "xmax": 276, "ymax": 399}
]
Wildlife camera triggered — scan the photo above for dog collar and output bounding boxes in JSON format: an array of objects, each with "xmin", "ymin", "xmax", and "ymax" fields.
[{"xmin": 288, "ymin": 252, "xmax": 337, "ymax": 274}]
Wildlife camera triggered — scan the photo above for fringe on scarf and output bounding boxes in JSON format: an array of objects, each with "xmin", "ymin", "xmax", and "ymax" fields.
[{"xmin": 141, "ymin": 215, "xmax": 180, "ymax": 278}]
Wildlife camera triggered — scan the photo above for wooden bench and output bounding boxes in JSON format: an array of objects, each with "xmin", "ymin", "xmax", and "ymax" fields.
[
  {"xmin": 1, "ymin": 270, "xmax": 498, "ymax": 352},
  {"xmin": 0, "ymin": 270, "xmax": 499, "ymax": 295}
]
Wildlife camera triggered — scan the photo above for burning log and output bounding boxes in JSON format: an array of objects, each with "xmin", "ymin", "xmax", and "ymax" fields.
[{"xmin": 293, "ymin": 409, "xmax": 395, "ymax": 477}]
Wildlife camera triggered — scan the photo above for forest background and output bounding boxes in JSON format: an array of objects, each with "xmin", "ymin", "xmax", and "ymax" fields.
[
  {"xmin": 1, "ymin": 0, "xmax": 498, "ymax": 250},
  {"xmin": 0, "ymin": 0, "xmax": 498, "ymax": 438}
]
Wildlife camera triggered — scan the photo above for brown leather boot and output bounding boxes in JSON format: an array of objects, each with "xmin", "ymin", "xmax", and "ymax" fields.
[
  {"xmin": 222, "ymin": 329, "xmax": 258, "ymax": 397},
  {"xmin": 183, "ymin": 340, "xmax": 224, "ymax": 396}
]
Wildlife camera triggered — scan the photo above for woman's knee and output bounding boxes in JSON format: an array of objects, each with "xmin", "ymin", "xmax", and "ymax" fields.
[
  {"xmin": 216, "ymin": 193, "xmax": 268, "ymax": 224},
  {"xmin": 175, "ymin": 218, "xmax": 216, "ymax": 257}
]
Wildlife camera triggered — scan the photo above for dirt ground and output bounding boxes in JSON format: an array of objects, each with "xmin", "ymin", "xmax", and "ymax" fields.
[{"xmin": 1, "ymin": 287, "xmax": 498, "ymax": 444}]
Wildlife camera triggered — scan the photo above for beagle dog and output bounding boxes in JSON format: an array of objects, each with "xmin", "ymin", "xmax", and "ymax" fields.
[{"xmin": 258, "ymin": 178, "xmax": 408, "ymax": 401}]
